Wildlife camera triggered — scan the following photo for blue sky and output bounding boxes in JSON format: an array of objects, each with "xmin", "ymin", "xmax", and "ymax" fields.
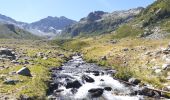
[{"xmin": 0, "ymin": 0, "xmax": 155, "ymax": 23}]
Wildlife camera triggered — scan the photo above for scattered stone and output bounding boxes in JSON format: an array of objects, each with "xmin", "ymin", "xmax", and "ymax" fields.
[
  {"xmin": 162, "ymin": 64, "xmax": 170, "ymax": 70},
  {"xmin": 154, "ymin": 69, "xmax": 162, "ymax": 74},
  {"xmin": 145, "ymin": 51, "xmax": 152, "ymax": 55},
  {"xmin": 110, "ymin": 40, "xmax": 118, "ymax": 44},
  {"xmin": 66, "ymin": 80, "xmax": 82, "ymax": 89},
  {"xmin": 88, "ymin": 88, "xmax": 104, "ymax": 98},
  {"xmin": 47, "ymin": 95, "xmax": 56, "ymax": 99},
  {"xmin": 37, "ymin": 52, "xmax": 44, "ymax": 58},
  {"xmin": 92, "ymin": 71, "xmax": 100, "ymax": 76},
  {"xmin": 104, "ymin": 87, "xmax": 112, "ymax": 91},
  {"xmin": 106, "ymin": 70, "xmax": 117, "ymax": 75},
  {"xmin": 43, "ymin": 56, "xmax": 48, "ymax": 60},
  {"xmin": 152, "ymin": 66, "xmax": 160, "ymax": 70},
  {"xmin": 101, "ymin": 56, "xmax": 107, "ymax": 60},
  {"xmin": 57, "ymin": 67, "xmax": 63, "ymax": 70},
  {"xmin": 11, "ymin": 60, "xmax": 19, "ymax": 64},
  {"xmin": 19, "ymin": 95, "xmax": 31, "ymax": 100},
  {"xmin": 0, "ymin": 48, "xmax": 16, "ymax": 60},
  {"xmin": 128, "ymin": 78, "xmax": 141, "ymax": 85},
  {"xmin": 24, "ymin": 60, "xmax": 29, "ymax": 64},
  {"xmin": 54, "ymin": 89, "xmax": 64, "ymax": 93},
  {"xmin": 123, "ymin": 48, "xmax": 129, "ymax": 51},
  {"xmin": 162, "ymin": 86, "xmax": 170, "ymax": 92},
  {"xmin": 71, "ymin": 88, "xmax": 78, "ymax": 94},
  {"xmin": 138, "ymin": 87, "xmax": 160, "ymax": 98},
  {"xmin": 9, "ymin": 71, "xmax": 16, "ymax": 75},
  {"xmin": 166, "ymin": 76, "xmax": 170, "ymax": 80},
  {"xmin": 16, "ymin": 67, "xmax": 32, "ymax": 77},
  {"xmin": 82, "ymin": 75, "xmax": 95, "ymax": 83},
  {"xmin": 0, "ymin": 65, "xmax": 5, "ymax": 69},
  {"xmin": 58, "ymin": 54, "xmax": 65, "ymax": 58},
  {"xmin": 3, "ymin": 79, "xmax": 19, "ymax": 85},
  {"xmin": 49, "ymin": 83, "xmax": 58, "ymax": 92},
  {"xmin": 162, "ymin": 46, "xmax": 170, "ymax": 54}
]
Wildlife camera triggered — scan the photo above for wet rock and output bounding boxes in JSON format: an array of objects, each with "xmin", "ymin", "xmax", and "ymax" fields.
[
  {"xmin": 88, "ymin": 88, "xmax": 104, "ymax": 98},
  {"xmin": 128, "ymin": 78, "xmax": 141, "ymax": 85},
  {"xmin": 92, "ymin": 71, "xmax": 100, "ymax": 76},
  {"xmin": 48, "ymin": 95, "xmax": 56, "ymax": 100},
  {"xmin": 58, "ymin": 67, "xmax": 63, "ymax": 70},
  {"xmin": 3, "ymin": 79, "xmax": 19, "ymax": 85},
  {"xmin": 49, "ymin": 83, "xmax": 59, "ymax": 92},
  {"xmin": 66, "ymin": 80, "xmax": 82, "ymax": 89},
  {"xmin": 50, "ymin": 67, "xmax": 63, "ymax": 71},
  {"xmin": 82, "ymin": 75, "xmax": 95, "ymax": 83},
  {"xmin": 71, "ymin": 88, "xmax": 78, "ymax": 94},
  {"xmin": 16, "ymin": 67, "xmax": 32, "ymax": 77},
  {"xmin": 54, "ymin": 89, "xmax": 64, "ymax": 93},
  {"xmin": 138, "ymin": 87, "xmax": 160, "ymax": 98},
  {"xmin": 106, "ymin": 70, "xmax": 117, "ymax": 75},
  {"xmin": 104, "ymin": 87, "xmax": 112, "ymax": 91}
]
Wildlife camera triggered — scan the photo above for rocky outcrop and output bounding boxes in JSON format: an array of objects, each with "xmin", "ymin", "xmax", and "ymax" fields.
[{"xmin": 63, "ymin": 7, "xmax": 143, "ymax": 37}]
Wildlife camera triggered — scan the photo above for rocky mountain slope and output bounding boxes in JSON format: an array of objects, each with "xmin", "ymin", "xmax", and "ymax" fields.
[
  {"xmin": 0, "ymin": 14, "xmax": 76, "ymax": 38},
  {"xmin": 0, "ymin": 23, "xmax": 40, "ymax": 39},
  {"xmin": 62, "ymin": 7, "xmax": 144, "ymax": 37},
  {"xmin": 113, "ymin": 0, "xmax": 170, "ymax": 39}
]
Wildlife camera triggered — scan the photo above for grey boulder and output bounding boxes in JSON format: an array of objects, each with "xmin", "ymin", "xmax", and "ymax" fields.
[{"xmin": 17, "ymin": 67, "xmax": 32, "ymax": 76}]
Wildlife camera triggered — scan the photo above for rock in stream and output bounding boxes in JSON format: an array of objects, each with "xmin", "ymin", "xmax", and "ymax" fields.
[{"xmin": 48, "ymin": 55, "xmax": 145, "ymax": 100}]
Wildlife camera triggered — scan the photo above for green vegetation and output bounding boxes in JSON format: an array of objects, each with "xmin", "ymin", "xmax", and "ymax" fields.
[
  {"xmin": 135, "ymin": 0, "xmax": 170, "ymax": 27},
  {"xmin": 0, "ymin": 24, "xmax": 40, "ymax": 39},
  {"xmin": 113, "ymin": 25, "xmax": 144, "ymax": 38},
  {"xmin": 57, "ymin": 36, "xmax": 170, "ymax": 88},
  {"xmin": 0, "ymin": 39, "xmax": 72, "ymax": 99}
]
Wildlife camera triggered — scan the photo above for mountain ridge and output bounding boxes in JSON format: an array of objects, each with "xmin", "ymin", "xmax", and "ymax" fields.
[
  {"xmin": 0, "ymin": 14, "xmax": 77, "ymax": 38},
  {"xmin": 62, "ymin": 7, "xmax": 144, "ymax": 37}
]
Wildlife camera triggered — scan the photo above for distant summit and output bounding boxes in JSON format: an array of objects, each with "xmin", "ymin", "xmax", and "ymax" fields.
[
  {"xmin": 0, "ymin": 14, "xmax": 76, "ymax": 38},
  {"xmin": 27, "ymin": 16, "xmax": 76, "ymax": 36}
]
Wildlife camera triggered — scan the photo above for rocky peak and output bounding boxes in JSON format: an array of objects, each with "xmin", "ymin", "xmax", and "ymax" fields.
[{"xmin": 86, "ymin": 11, "xmax": 107, "ymax": 22}]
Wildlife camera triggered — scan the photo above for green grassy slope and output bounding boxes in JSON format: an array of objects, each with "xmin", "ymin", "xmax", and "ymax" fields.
[{"xmin": 0, "ymin": 24, "xmax": 41, "ymax": 39}]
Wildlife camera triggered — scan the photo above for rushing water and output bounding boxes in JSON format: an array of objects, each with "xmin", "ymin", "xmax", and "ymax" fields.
[{"xmin": 49, "ymin": 55, "xmax": 144, "ymax": 100}]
